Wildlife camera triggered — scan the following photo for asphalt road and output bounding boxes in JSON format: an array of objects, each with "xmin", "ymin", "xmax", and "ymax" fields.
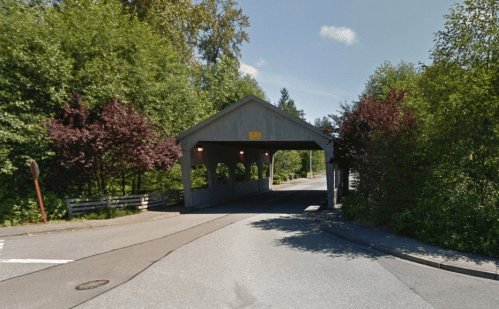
[{"xmin": 1, "ymin": 177, "xmax": 498, "ymax": 308}]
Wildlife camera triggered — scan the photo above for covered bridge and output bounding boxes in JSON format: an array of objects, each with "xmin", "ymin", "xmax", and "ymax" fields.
[{"xmin": 177, "ymin": 95, "xmax": 339, "ymax": 208}]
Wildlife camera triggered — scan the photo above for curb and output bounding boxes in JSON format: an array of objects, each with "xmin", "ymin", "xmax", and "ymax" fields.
[
  {"xmin": 0, "ymin": 180, "xmax": 310, "ymax": 238},
  {"xmin": 0, "ymin": 201, "xmax": 236, "ymax": 238},
  {"xmin": 0, "ymin": 209, "xmax": 193, "ymax": 238},
  {"xmin": 0, "ymin": 226, "xmax": 95, "ymax": 238},
  {"xmin": 0, "ymin": 190, "xmax": 274, "ymax": 237},
  {"xmin": 319, "ymin": 226, "xmax": 498, "ymax": 281}
]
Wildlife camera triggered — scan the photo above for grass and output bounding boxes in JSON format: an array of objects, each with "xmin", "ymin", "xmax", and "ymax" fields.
[
  {"xmin": 81, "ymin": 207, "xmax": 142, "ymax": 220},
  {"xmin": 0, "ymin": 217, "xmax": 86, "ymax": 228},
  {"xmin": 290, "ymin": 181, "xmax": 299, "ymax": 184}
]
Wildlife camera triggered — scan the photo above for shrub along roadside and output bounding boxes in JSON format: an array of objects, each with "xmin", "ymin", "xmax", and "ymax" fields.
[
  {"xmin": 80, "ymin": 207, "xmax": 141, "ymax": 220},
  {"xmin": 0, "ymin": 192, "xmax": 144, "ymax": 226},
  {"xmin": 341, "ymin": 178, "xmax": 499, "ymax": 258},
  {"xmin": 0, "ymin": 190, "xmax": 67, "ymax": 226},
  {"xmin": 340, "ymin": 191, "xmax": 369, "ymax": 222},
  {"xmin": 400, "ymin": 167, "xmax": 499, "ymax": 258}
]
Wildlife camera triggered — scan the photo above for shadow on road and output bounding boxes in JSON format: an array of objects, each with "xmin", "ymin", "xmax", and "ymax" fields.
[
  {"xmin": 151, "ymin": 190, "xmax": 329, "ymax": 215},
  {"xmin": 151, "ymin": 189, "xmax": 389, "ymax": 261},
  {"xmin": 249, "ymin": 211, "xmax": 386, "ymax": 260},
  {"xmin": 228, "ymin": 189, "xmax": 393, "ymax": 261},
  {"xmin": 151, "ymin": 187, "xmax": 498, "ymax": 266},
  {"xmin": 251, "ymin": 209, "xmax": 499, "ymax": 266}
]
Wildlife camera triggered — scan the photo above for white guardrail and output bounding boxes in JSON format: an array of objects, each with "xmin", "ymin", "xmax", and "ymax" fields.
[{"xmin": 66, "ymin": 190, "xmax": 184, "ymax": 218}]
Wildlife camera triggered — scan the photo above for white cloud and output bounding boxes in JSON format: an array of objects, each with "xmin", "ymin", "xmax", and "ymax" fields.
[
  {"xmin": 239, "ymin": 62, "xmax": 259, "ymax": 78},
  {"xmin": 256, "ymin": 58, "xmax": 266, "ymax": 67},
  {"xmin": 319, "ymin": 25, "xmax": 357, "ymax": 45}
]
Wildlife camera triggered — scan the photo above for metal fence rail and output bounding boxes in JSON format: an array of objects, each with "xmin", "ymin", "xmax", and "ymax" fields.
[{"xmin": 66, "ymin": 190, "xmax": 184, "ymax": 218}]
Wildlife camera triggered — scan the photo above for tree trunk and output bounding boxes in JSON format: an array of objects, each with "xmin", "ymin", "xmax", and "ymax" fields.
[
  {"xmin": 342, "ymin": 166, "xmax": 350, "ymax": 197},
  {"xmin": 99, "ymin": 161, "xmax": 107, "ymax": 195},
  {"xmin": 122, "ymin": 168, "xmax": 126, "ymax": 196},
  {"xmin": 131, "ymin": 173, "xmax": 136, "ymax": 195},
  {"xmin": 137, "ymin": 169, "xmax": 142, "ymax": 194}
]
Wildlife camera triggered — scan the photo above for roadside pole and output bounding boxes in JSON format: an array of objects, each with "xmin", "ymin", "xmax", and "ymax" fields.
[{"xmin": 30, "ymin": 160, "xmax": 47, "ymax": 223}]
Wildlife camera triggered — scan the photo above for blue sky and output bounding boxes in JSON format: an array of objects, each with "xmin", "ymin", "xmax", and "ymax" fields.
[{"xmin": 234, "ymin": 0, "xmax": 459, "ymax": 123}]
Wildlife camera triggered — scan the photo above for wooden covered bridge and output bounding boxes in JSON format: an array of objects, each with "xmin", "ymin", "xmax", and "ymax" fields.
[{"xmin": 177, "ymin": 95, "xmax": 340, "ymax": 209}]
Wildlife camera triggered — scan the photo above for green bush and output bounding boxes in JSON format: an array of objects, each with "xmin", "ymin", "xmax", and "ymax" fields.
[
  {"xmin": 406, "ymin": 170, "xmax": 499, "ymax": 257},
  {"xmin": 279, "ymin": 173, "xmax": 289, "ymax": 181},
  {"xmin": 273, "ymin": 174, "xmax": 281, "ymax": 185},
  {"xmin": 0, "ymin": 197, "xmax": 41, "ymax": 226},
  {"xmin": 341, "ymin": 191, "xmax": 369, "ymax": 221},
  {"xmin": 0, "ymin": 190, "xmax": 67, "ymax": 226},
  {"xmin": 81, "ymin": 206, "xmax": 141, "ymax": 220},
  {"xmin": 191, "ymin": 164, "xmax": 209, "ymax": 189}
]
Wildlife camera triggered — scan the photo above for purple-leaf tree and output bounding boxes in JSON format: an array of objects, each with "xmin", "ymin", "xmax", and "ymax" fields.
[
  {"xmin": 48, "ymin": 96, "xmax": 182, "ymax": 195},
  {"xmin": 330, "ymin": 89, "xmax": 418, "ymax": 222}
]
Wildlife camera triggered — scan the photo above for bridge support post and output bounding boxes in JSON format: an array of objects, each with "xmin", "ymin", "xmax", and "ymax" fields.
[
  {"xmin": 269, "ymin": 152, "xmax": 275, "ymax": 190},
  {"xmin": 206, "ymin": 161, "xmax": 218, "ymax": 188},
  {"xmin": 325, "ymin": 149, "xmax": 335, "ymax": 209},
  {"xmin": 228, "ymin": 162, "xmax": 236, "ymax": 195},
  {"xmin": 244, "ymin": 162, "xmax": 251, "ymax": 181},
  {"xmin": 180, "ymin": 149, "xmax": 193, "ymax": 207},
  {"xmin": 257, "ymin": 159, "xmax": 263, "ymax": 191}
]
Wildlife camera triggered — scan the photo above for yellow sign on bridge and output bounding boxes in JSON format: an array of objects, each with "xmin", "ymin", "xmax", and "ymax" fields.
[{"xmin": 249, "ymin": 131, "xmax": 261, "ymax": 139}]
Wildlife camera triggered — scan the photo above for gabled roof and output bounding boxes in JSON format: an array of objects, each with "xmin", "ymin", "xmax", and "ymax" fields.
[{"xmin": 177, "ymin": 95, "xmax": 329, "ymax": 141}]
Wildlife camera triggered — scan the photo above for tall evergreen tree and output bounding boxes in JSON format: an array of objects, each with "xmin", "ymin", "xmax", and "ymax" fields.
[
  {"xmin": 276, "ymin": 88, "xmax": 305, "ymax": 120},
  {"xmin": 314, "ymin": 116, "xmax": 333, "ymax": 131}
]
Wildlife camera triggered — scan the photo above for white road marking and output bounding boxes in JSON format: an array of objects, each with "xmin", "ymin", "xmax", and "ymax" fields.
[
  {"xmin": 0, "ymin": 259, "xmax": 73, "ymax": 264},
  {"xmin": 0, "ymin": 240, "xmax": 72, "ymax": 264},
  {"xmin": 305, "ymin": 205, "xmax": 321, "ymax": 211}
]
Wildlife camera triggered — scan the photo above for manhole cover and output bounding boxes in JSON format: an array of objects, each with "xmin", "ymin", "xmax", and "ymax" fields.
[{"xmin": 75, "ymin": 280, "xmax": 110, "ymax": 290}]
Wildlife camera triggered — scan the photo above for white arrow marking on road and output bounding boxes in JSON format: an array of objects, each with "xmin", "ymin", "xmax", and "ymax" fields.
[
  {"xmin": 0, "ymin": 259, "xmax": 73, "ymax": 264},
  {"xmin": 0, "ymin": 240, "xmax": 72, "ymax": 264}
]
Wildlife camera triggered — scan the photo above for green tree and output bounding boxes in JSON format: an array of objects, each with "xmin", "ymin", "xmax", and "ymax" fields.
[
  {"xmin": 120, "ymin": 0, "xmax": 208, "ymax": 63},
  {"xmin": 197, "ymin": 55, "xmax": 266, "ymax": 113},
  {"xmin": 273, "ymin": 150, "xmax": 302, "ymax": 178},
  {"xmin": 0, "ymin": 0, "xmax": 72, "ymax": 198},
  {"xmin": 48, "ymin": 0, "xmax": 203, "ymax": 134},
  {"xmin": 276, "ymin": 88, "xmax": 305, "ymax": 120},
  {"xmin": 0, "ymin": 0, "xmax": 202, "ymax": 199},
  {"xmin": 418, "ymin": 0, "xmax": 499, "ymax": 204},
  {"xmin": 360, "ymin": 60, "xmax": 420, "ymax": 104},
  {"xmin": 431, "ymin": 0, "xmax": 499, "ymax": 69},
  {"xmin": 273, "ymin": 88, "xmax": 307, "ymax": 181},
  {"xmin": 403, "ymin": 0, "xmax": 499, "ymax": 256},
  {"xmin": 314, "ymin": 116, "xmax": 333, "ymax": 131},
  {"xmin": 198, "ymin": 0, "xmax": 250, "ymax": 64},
  {"xmin": 299, "ymin": 150, "xmax": 325, "ymax": 177},
  {"xmin": 233, "ymin": 74, "xmax": 267, "ymax": 102}
]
